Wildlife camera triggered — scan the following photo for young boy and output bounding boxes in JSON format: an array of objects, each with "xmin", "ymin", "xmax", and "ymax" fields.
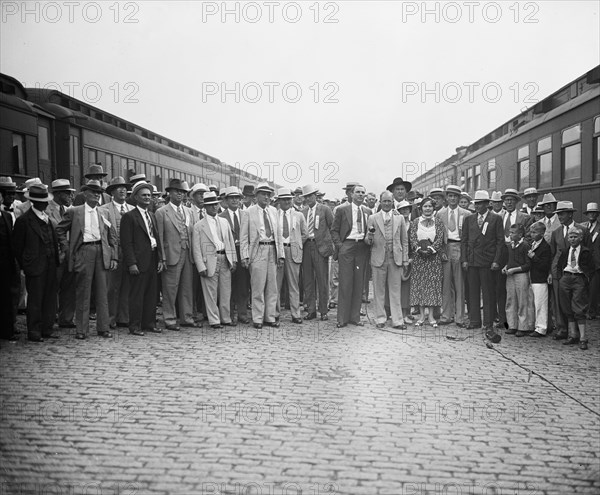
[
  {"xmin": 527, "ymin": 222, "xmax": 552, "ymax": 337},
  {"xmin": 503, "ymin": 224, "xmax": 531, "ymax": 337},
  {"xmin": 557, "ymin": 226, "xmax": 595, "ymax": 350}
]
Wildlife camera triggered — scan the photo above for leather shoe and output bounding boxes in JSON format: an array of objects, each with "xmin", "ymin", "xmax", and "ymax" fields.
[
  {"xmin": 116, "ymin": 322, "xmax": 129, "ymax": 328},
  {"xmin": 253, "ymin": 323, "xmax": 263, "ymax": 329},
  {"xmin": 264, "ymin": 321, "xmax": 280, "ymax": 328},
  {"xmin": 221, "ymin": 321, "xmax": 236, "ymax": 326},
  {"xmin": 304, "ymin": 312, "xmax": 317, "ymax": 320},
  {"xmin": 553, "ymin": 332, "xmax": 568, "ymax": 340},
  {"xmin": 211, "ymin": 324, "xmax": 223, "ymax": 329},
  {"xmin": 320, "ymin": 314, "xmax": 328, "ymax": 321},
  {"xmin": 455, "ymin": 322, "xmax": 466, "ymax": 328},
  {"xmin": 580, "ymin": 340, "xmax": 588, "ymax": 350},
  {"xmin": 292, "ymin": 317, "xmax": 303, "ymax": 324},
  {"xmin": 89, "ymin": 313, "xmax": 96, "ymax": 320},
  {"xmin": 146, "ymin": 328, "xmax": 162, "ymax": 333},
  {"xmin": 336, "ymin": 323, "xmax": 347, "ymax": 328},
  {"xmin": 505, "ymin": 328, "xmax": 517, "ymax": 335},
  {"xmin": 529, "ymin": 331, "xmax": 545, "ymax": 338},
  {"xmin": 349, "ymin": 321, "xmax": 364, "ymax": 327},
  {"xmin": 166, "ymin": 325, "xmax": 180, "ymax": 331},
  {"xmin": 485, "ymin": 328, "xmax": 502, "ymax": 343},
  {"xmin": 438, "ymin": 319, "xmax": 452, "ymax": 326},
  {"xmin": 129, "ymin": 329, "xmax": 145, "ymax": 336},
  {"xmin": 28, "ymin": 336, "xmax": 45, "ymax": 342},
  {"xmin": 44, "ymin": 333, "xmax": 60, "ymax": 339},
  {"xmin": 97, "ymin": 331, "xmax": 112, "ymax": 338},
  {"xmin": 515, "ymin": 330, "xmax": 530, "ymax": 337},
  {"xmin": 376, "ymin": 323, "xmax": 385, "ymax": 329},
  {"xmin": 181, "ymin": 322, "xmax": 197, "ymax": 328},
  {"xmin": 328, "ymin": 302, "xmax": 337, "ymax": 309},
  {"xmin": 563, "ymin": 337, "xmax": 579, "ymax": 345},
  {"xmin": 238, "ymin": 317, "xmax": 250, "ymax": 324},
  {"xmin": 58, "ymin": 323, "xmax": 76, "ymax": 328},
  {"xmin": 74, "ymin": 334, "xmax": 86, "ymax": 340},
  {"xmin": 393, "ymin": 324, "xmax": 407, "ymax": 330}
]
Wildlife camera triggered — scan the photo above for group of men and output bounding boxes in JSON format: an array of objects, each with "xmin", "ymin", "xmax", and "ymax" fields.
[{"xmin": 1, "ymin": 167, "xmax": 598, "ymax": 348}]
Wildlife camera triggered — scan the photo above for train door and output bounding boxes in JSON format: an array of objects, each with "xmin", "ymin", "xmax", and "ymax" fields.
[
  {"xmin": 37, "ymin": 118, "xmax": 52, "ymax": 184},
  {"xmin": 69, "ymin": 126, "xmax": 82, "ymax": 187}
]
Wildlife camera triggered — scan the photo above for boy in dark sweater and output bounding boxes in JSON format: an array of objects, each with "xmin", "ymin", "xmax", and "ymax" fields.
[
  {"xmin": 503, "ymin": 224, "xmax": 531, "ymax": 336},
  {"xmin": 527, "ymin": 222, "xmax": 552, "ymax": 337}
]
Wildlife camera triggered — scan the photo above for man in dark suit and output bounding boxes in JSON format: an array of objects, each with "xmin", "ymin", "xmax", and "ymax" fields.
[
  {"xmin": 0, "ymin": 188, "xmax": 17, "ymax": 341},
  {"xmin": 72, "ymin": 164, "xmax": 112, "ymax": 206},
  {"xmin": 582, "ymin": 202, "xmax": 600, "ymax": 319},
  {"xmin": 461, "ymin": 190, "xmax": 504, "ymax": 342},
  {"xmin": 331, "ymin": 184, "xmax": 371, "ymax": 328},
  {"xmin": 13, "ymin": 184, "xmax": 60, "ymax": 342},
  {"xmin": 120, "ymin": 182, "xmax": 166, "ymax": 336},
  {"xmin": 301, "ymin": 184, "xmax": 335, "ymax": 321}
]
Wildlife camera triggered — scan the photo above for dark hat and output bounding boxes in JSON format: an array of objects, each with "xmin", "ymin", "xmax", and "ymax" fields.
[
  {"xmin": 242, "ymin": 185, "xmax": 255, "ymax": 197},
  {"xmin": 85, "ymin": 164, "xmax": 107, "ymax": 178},
  {"xmin": 387, "ymin": 177, "xmax": 412, "ymax": 193},
  {"xmin": 106, "ymin": 176, "xmax": 130, "ymax": 195},
  {"xmin": 51, "ymin": 179, "xmax": 76, "ymax": 193},
  {"xmin": 81, "ymin": 179, "xmax": 105, "ymax": 193},
  {"xmin": 165, "ymin": 178, "xmax": 189, "ymax": 193},
  {"xmin": 24, "ymin": 183, "xmax": 53, "ymax": 202}
]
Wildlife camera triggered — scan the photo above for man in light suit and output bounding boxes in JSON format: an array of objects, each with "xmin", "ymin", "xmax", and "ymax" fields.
[
  {"xmin": 192, "ymin": 191, "xmax": 237, "ymax": 328},
  {"xmin": 121, "ymin": 182, "xmax": 165, "ymax": 336},
  {"xmin": 582, "ymin": 202, "xmax": 600, "ymax": 319},
  {"xmin": 99, "ymin": 176, "xmax": 133, "ymax": 329},
  {"xmin": 437, "ymin": 185, "xmax": 470, "ymax": 327},
  {"xmin": 520, "ymin": 187, "xmax": 539, "ymax": 215},
  {"xmin": 240, "ymin": 182, "xmax": 284, "ymax": 329},
  {"xmin": 56, "ymin": 180, "xmax": 118, "ymax": 340},
  {"xmin": 188, "ymin": 183, "xmax": 208, "ymax": 322},
  {"xmin": 302, "ymin": 184, "xmax": 335, "ymax": 320},
  {"xmin": 276, "ymin": 188, "xmax": 307, "ymax": 324},
  {"xmin": 155, "ymin": 178, "xmax": 196, "ymax": 330},
  {"xmin": 220, "ymin": 186, "xmax": 250, "ymax": 324},
  {"xmin": 365, "ymin": 191, "xmax": 409, "ymax": 329},
  {"xmin": 540, "ymin": 193, "xmax": 560, "ymax": 243},
  {"xmin": 331, "ymin": 184, "xmax": 371, "ymax": 328},
  {"xmin": 47, "ymin": 179, "xmax": 77, "ymax": 329}
]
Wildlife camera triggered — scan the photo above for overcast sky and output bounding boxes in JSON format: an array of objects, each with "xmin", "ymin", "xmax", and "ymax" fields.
[{"xmin": 2, "ymin": 1, "xmax": 599, "ymax": 198}]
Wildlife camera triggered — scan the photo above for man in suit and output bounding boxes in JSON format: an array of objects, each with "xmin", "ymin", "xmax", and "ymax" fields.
[
  {"xmin": 13, "ymin": 184, "xmax": 60, "ymax": 342},
  {"xmin": 72, "ymin": 164, "xmax": 112, "ymax": 206},
  {"xmin": 188, "ymin": 183, "xmax": 208, "ymax": 322},
  {"xmin": 241, "ymin": 185, "xmax": 255, "ymax": 210},
  {"xmin": 0, "ymin": 177, "xmax": 21, "ymax": 324},
  {"xmin": 331, "ymin": 184, "xmax": 371, "ymax": 328},
  {"xmin": 0, "ymin": 189, "xmax": 17, "ymax": 341},
  {"xmin": 461, "ymin": 190, "xmax": 504, "ymax": 342},
  {"xmin": 365, "ymin": 191, "xmax": 409, "ymax": 329},
  {"xmin": 437, "ymin": 185, "xmax": 470, "ymax": 327},
  {"xmin": 155, "ymin": 178, "xmax": 196, "ymax": 330},
  {"xmin": 220, "ymin": 186, "xmax": 250, "ymax": 324},
  {"xmin": 521, "ymin": 187, "xmax": 539, "ymax": 215},
  {"xmin": 490, "ymin": 191, "xmax": 504, "ymax": 213},
  {"xmin": 126, "ymin": 174, "xmax": 148, "ymax": 208},
  {"xmin": 387, "ymin": 176, "xmax": 412, "ymax": 208},
  {"xmin": 240, "ymin": 182, "xmax": 284, "ymax": 329},
  {"xmin": 276, "ymin": 188, "xmax": 307, "ymax": 324},
  {"xmin": 192, "ymin": 191, "xmax": 237, "ymax": 328},
  {"xmin": 302, "ymin": 184, "xmax": 335, "ymax": 320},
  {"xmin": 13, "ymin": 178, "xmax": 42, "ymax": 218},
  {"xmin": 549, "ymin": 201, "xmax": 590, "ymax": 340},
  {"xmin": 540, "ymin": 193, "xmax": 561, "ymax": 243},
  {"xmin": 582, "ymin": 202, "xmax": 600, "ymax": 319},
  {"xmin": 56, "ymin": 180, "xmax": 118, "ymax": 340},
  {"xmin": 47, "ymin": 179, "xmax": 77, "ymax": 329},
  {"xmin": 120, "ymin": 182, "xmax": 165, "ymax": 336},
  {"xmin": 99, "ymin": 176, "xmax": 133, "ymax": 329}
]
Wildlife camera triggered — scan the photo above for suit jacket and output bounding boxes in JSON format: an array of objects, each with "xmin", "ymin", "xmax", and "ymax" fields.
[
  {"xmin": 461, "ymin": 211, "xmax": 504, "ymax": 267},
  {"xmin": 500, "ymin": 210, "xmax": 533, "ymax": 240},
  {"xmin": 0, "ymin": 210, "xmax": 15, "ymax": 276},
  {"xmin": 240, "ymin": 204, "xmax": 284, "ymax": 262},
  {"xmin": 13, "ymin": 200, "xmax": 31, "ymax": 219},
  {"xmin": 47, "ymin": 200, "xmax": 66, "ymax": 226},
  {"xmin": 56, "ymin": 205, "xmax": 117, "ymax": 272},
  {"xmin": 550, "ymin": 222, "xmax": 591, "ymax": 278},
  {"xmin": 190, "ymin": 204, "xmax": 205, "ymax": 227},
  {"xmin": 542, "ymin": 214, "xmax": 561, "ymax": 243},
  {"xmin": 98, "ymin": 201, "xmax": 133, "ymax": 258},
  {"xmin": 155, "ymin": 203, "xmax": 193, "ymax": 266},
  {"xmin": 556, "ymin": 245, "xmax": 595, "ymax": 281},
  {"xmin": 120, "ymin": 207, "xmax": 162, "ymax": 273},
  {"xmin": 302, "ymin": 203, "xmax": 334, "ymax": 258},
  {"xmin": 528, "ymin": 238, "xmax": 552, "ymax": 284},
  {"xmin": 191, "ymin": 215, "xmax": 237, "ymax": 277},
  {"xmin": 13, "ymin": 208, "xmax": 60, "ymax": 277},
  {"xmin": 280, "ymin": 208, "xmax": 307, "ymax": 263},
  {"xmin": 583, "ymin": 221, "xmax": 600, "ymax": 270},
  {"xmin": 331, "ymin": 202, "xmax": 371, "ymax": 251},
  {"xmin": 365, "ymin": 210, "xmax": 409, "ymax": 267},
  {"xmin": 437, "ymin": 205, "xmax": 470, "ymax": 242},
  {"xmin": 219, "ymin": 208, "xmax": 246, "ymax": 246}
]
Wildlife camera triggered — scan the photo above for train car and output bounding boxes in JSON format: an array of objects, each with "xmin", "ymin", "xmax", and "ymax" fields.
[
  {"xmin": 0, "ymin": 73, "xmax": 275, "ymax": 192},
  {"xmin": 411, "ymin": 65, "xmax": 600, "ymax": 220}
]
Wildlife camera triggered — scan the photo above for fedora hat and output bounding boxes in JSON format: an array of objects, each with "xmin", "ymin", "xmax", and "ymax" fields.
[
  {"xmin": 226, "ymin": 186, "xmax": 242, "ymax": 198},
  {"xmin": 501, "ymin": 188, "xmax": 521, "ymax": 200},
  {"xmin": 490, "ymin": 191, "xmax": 503, "ymax": 202},
  {"xmin": 105, "ymin": 176, "xmax": 130, "ymax": 195},
  {"xmin": 24, "ymin": 178, "xmax": 42, "ymax": 190},
  {"xmin": 189, "ymin": 183, "xmax": 209, "ymax": 197},
  {"xmin": 277, "ymin": 187, "xmax": 293, "ymax": 199},
  {"xmin": 165, "ymin": 178, "xmax": 189, "ymax": 193},
  {"xmin": 554, "ymin": 201, "xmax": 577, "ymax": 213},
  {"xmin": 343, "ymin": 181, "xmax": 359, "ymax": 191},
  {"xmin": 397, "ymin": 200, "xmax": 411, "ymax": 210},
  {"xmin": 584, "ymin": 202, "xmax": 599, "ymax": 214},
  {"xmin": 208, "ymin": 184, "xmax": 219, "ymax": 192},
  {"xmin": 301, "ymin": 184, "xmax": 319, "ymax": 197},
  {"xmin": 0, "ymin": 176, "xmax": 17, "ymax": 190},
  {"xmin": 533, "ymin": 202, "xmax": 545, "ymax": 213},
  {"xmin": 131, "ymin": 181, "xmax": 153, "ymax": 197},
  {"xmin": 130, "ymin": 173, "xmax": 147, "ymax": 184},
  {"xmin": 538, "ymin": 193, "xmax": 557, "ymax": 205},
  {"xmin": 152, "ymin": 185, "xmax": 161, "ymax": 196},
  {"xmin": 81, "ymin": 179, "xmax": 105, "ymax": 193},
  {"xmin": 523, "ymin": 187, "xmax": 538, "ymax": 197},
  {"xmin": 24, "ymin": 183, "xmax": 53, "ymax": 202},
  {"xmin": 84, "ymin": 164, "xmax": 107, "ymax": 178},
  {"xmin": 51, "ymin": 179, "xmax": 76, "ymax": 193},
  {"xmin": 293, "ymin": 187, "xmax": 303, "ymax": 195},
  {"xmin": 255, "ymin": 182, "xmax": 274, "ymax": 194},
  {"xmin": 203, "ymin": 191, "xmax": 220, "ymax": 205},
  {"xmin": 242, "ymin": 185, "xmax": 255, "ymax": 197},
  {"xmin": 472, "ymin": 190, "xmax": 490, "ymax": 203},
  {"xmin": 387, "ymin": 177, "xmax": 412, "ymax": 193},
  {"xmin": 445, "ymin": 185, "xmax": 462, "ymax": 196},
  {"xmin": 461, "ymin": 192, "xmax": 472, "ymax": 201}
]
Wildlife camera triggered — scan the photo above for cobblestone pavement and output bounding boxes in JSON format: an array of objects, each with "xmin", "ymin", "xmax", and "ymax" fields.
[{"xmin": 1, "ymin": 305, "xmax": 599, "ymax": 495}]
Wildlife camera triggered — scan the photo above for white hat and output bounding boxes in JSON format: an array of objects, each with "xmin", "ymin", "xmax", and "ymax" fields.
[
  {"xmin": 472, "ymin": 190, "xmax": 490, "ymax": 203},
  {"xmin": 301, "ymin": 184, "xmax": 319, "ymax": 197}
]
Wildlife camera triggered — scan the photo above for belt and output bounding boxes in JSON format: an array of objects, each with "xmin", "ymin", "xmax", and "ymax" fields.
[
  {"xmin": 564, "ymin": 271, "xmax": 584, "ymax": 276},
  {"xmin": 216, "ymin": 250, "xmax": 226, "ymax": 255},
  {"xmin": 306, "ymin": 238, "xmax": 316, "ymax": 242},
  {"xmin": 283, "ymin": 243, "xmax": 292, "ymax": 247},
  {"xmin": 447, "ymin": 239, "xmax": 461, "ymax": 243},
  {"xmin": 83, "ymin": 241, "xmax": 101, "ymax": 245},
  {"xmin": 344, "ymin": 238, "xmax": 365, "ymax": 243},
  {"xmin": 259, "ymin": 241, "xmax": 275, "ymax": 245}
]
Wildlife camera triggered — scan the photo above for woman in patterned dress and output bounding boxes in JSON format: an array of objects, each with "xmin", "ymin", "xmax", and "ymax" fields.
[{"xmin": 408, "ymin": 197, "xmax": 445, "ymax": 327}]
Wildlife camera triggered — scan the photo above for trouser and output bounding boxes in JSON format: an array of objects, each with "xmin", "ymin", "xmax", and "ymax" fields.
[
  {"xmin": 201, "ymin": 254, "xmax": 232, "ymax": 326},
  {"xmin": 505, "ymin": 273, "xmax": 529, "ymax": 331},
  {"xmin": 441, "ymin": 242, "xmax": 465, "ymax": 324},
  {"xmin": 129, "ymin": 252, "xmax": 158, "ymax": 332},
  {"xmin": 467, "ymin": 266, "xmax": 494, "ymax": 328},
  {"xmin": 551, "ymin": 278, "xmax": 567, "ymax": 332},
  {"xmin": 559, "ymin": 272, "xmax": 589, "ymax": 339},
  {"xmin": 192, "ymin": 270, "xmax": 205, "ymax": 320},
  {"xmin": 75, "ymin": 244, "xmax": 110, "ymax": 336},
  {"xmin": 249, "ymin": 244, "xmax": 278, "ymax": 324},
  {"xmin": 25, "ymin": 259, "xmax": 57, "ymax": 340},
  {"xmin": 363, "ymin": 263, "xmax": 371, "ymax": 301},
  {"xmin": 493, "ymin": 270, "xmax": 507, "ymax": 325},
  {"xmin": 277, "ymin": 246, "xmax": 302, "ymax": 319},
  {"xmin": 531, "ymin": 283, "xmax": 548, "ymax": 334},
  {"xmin": 337, "ymin": 240, "xmax": 369, "ymax": 325},
  {"xmin": 56, "ymin": 260, "xmax": 75, "ymax": 326},
  {"xmin": 162, "ymin": 248, "xmax": 194, "ymax": 326},
  {"xmin": 371, "ymin": 252, "xmax": 404, "ymax": 326},
  {"xmin": 106, "ymin": 257, "xmax": 129, "ymax": 325},
  {"xmin": 0, "ymin": 261, "xmax": 17, "ymax": 339},
  {"xmin": 303, "ymin": 240, "xmax": 329, "ymax": 315},
  {"xmin": 231, "ymin": 253, "xmax": 250, "ymax": 320},
  {"xmin": 589, "ymin": 270, "xmax": 600, "ymax": 317},
  {"xmin": 329, "ymin": 258, "xmax": 339, "ymax": 305}
]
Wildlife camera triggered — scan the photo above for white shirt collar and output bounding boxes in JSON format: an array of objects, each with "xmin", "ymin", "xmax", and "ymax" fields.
[
  {"xmin": 32, "ymin": 207, "xmax": 48, "ymax": 223},
  {"xmin": 84, "ymin": 203, "xmax": 96, "ymax": 213}
]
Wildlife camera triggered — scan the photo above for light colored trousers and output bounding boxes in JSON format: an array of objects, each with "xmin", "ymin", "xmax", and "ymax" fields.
[
  {"xmin": 441, "ymin": 242, "xmax": 465, "ymax": 324},
  {"xmin": 162, "ymin": 247, "xmax": 194, "ymax": 326},
  {"xmin": 531, "ymin": 283, "xmax": 548, "ymax": 334},
  {"xmin": 249, "ymin": 245, "xmax": 278, "ymax": 324},
  {"xmin": 200, "ymin": 254, "xmax": 232, "ymax": 326},
  {"xmin": 505, "ymin": 273, "xmax": 530, "ymax": 331},
  {"xmin": 329, "ymin": 258, "xmax": 339, "ymax": 304},
  {"xmin": 371, "ymin": 252, "xmax": 404, "ymax": 326},
  {"xmin": 277, "ymin": 246, "xmax": 302, "ymax": 319}
]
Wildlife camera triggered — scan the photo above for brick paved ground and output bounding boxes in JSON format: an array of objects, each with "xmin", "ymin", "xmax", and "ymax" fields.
[{"xmin": 1, "ymin": 304, "xmax": 599, "ymax": 495}]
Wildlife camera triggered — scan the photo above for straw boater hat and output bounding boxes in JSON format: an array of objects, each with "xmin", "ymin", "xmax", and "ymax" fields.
[
  {"xmin": 472, "ymin": 190, "xmax": 490, "ymax": 203},
  {"xmin": 225, "ymin": 186, "xmax": 242, "ymax": 198},
  {"xmin": 81, "ymin": 179, "xmax": 105, "ymax": 193},
  {"xmin": 130, "ymin": 173, "xmax": 147, "ymax": 184},
  {"xmin": 538, "ymin": 193, "xmax": 558, "ymax": 205},
  {"xmin": 301, "ymin": 184, "xmax": 319, "ymax": 197},
  {"xmin": 490, "ymin": 191, "xmax": 503, "ymax": 202},
  {"xmin": 24, "ymin": 183, "xmax": 53, "ymax": 202},
  {"xmin": 293, "ymin": 187, "xmax": 303, "ymax": 195},
  {"xmin": 51, "ymin": 179, "xmax": 76, "ymax": 193},
  {"xmin": 445, "ymin": 185, "xmax": 462, "ymax": 196},
  {"xmin": 202, "ymin": 191, "xmax": 220, "ymax": 205},
  {"xmin": 23, "ymin": 177, "xmax": 42, "ymax": 190},
  {"xmin": 584, "ymin": 202, "xmax": 599, "ymax": 214},
  {"xmin": 255, "ymin": 182, "xmax": 274, "ymax": 194},
  {"xmin": 277, "ymin": 187, "xmax": 293, "ymax": 199},
  {"xmin": 131, "ymin": 181, "xmax": 152, "ymax": 196},
  {"xmin": 84, "ymin": 164, "xmax": 107, "ymax": 178},
  {"xmin": 0, "ymin": 176, "xmax": 17, "ymax": 190},
  {"xmin": 429, "ymin": 187, "xmax": 444, "ymax": 197},
  {"xmin": 343, "ymin": 181, "xmax": 359, "ymax": 191},
  {"xmin": 461, "ymin": 192, "xmax": 472, "ymax": 202},
  {"xmin": 554, "ymin": 201, "xmax": 577, "ymax": 213},
  {"xmin": 501, "ymin": 188, "xmax": 521, "ymax": 200},
  {"xmin": 523, "ymin": 187, "xmax": 538, "ymax": 198},
  {"xmin": 165, "ymin": 178, "xmax": 189, "ymax": 193},
  {"xmin": 105, "ymin": 176, "xmax": 129, "ymax": 195},
  {"xmin": 387, "ymin": 177, "xmax": 412, "ymax": 193},
  {"xmin": 189, "ymin": 183, "xmax": 209, "ymax": 197}
]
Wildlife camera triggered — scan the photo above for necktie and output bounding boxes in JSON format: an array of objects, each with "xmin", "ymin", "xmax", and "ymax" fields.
[
  {"xmin": 263, "ymin": 209, "xmax": 272, "ymax": 238},
  {"xmin": 145, "ymin": 211, "xmax": 153, "ymax": 236},
  {"xmin": 60, "ymin": 205, "xmax": 65, "ymax": 217},
  {"xmin": 308, "ymin": 208, "xmax": 315, "ymax": 236},
  {"xmin": 477, "ymin": 214, "xmax": 483, "ymax": 228},
  {"xmin": 120, "ymin": 204, "xmax": 125, "ymax": 215},
  {"xmin": 570, "ymin": 248, "xmax": 576, "ymax": 269},
  {"xmin": 357, "ymin": 207, "xmax": 363, "ymax": 233},
  {"xmin": 90, "ymin": 209, "xmax": 99, "ymax": 239},
  {"xmin": 177, "ymin": 205, "xmax": 183, "ymax": 220},
  {"xmin": 504, "ymin": 213, "xmax": 511, "ymax": 237},
  {"xmin": 384, "ymin": 212, "xmax": 390, "ymax": 225},
  {"xmin": 283, "ymin": 211, "xmax": 289, "ymax": 238},
  {"xmin": 233, "ymin": 211, "xmax": 240, "ymax": 240},
  {"xmin": 449, "ymin": 209, "xmax": 456, "ymax": 231}
]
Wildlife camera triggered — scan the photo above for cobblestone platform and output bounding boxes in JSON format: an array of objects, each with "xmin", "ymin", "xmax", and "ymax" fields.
[{"xmin": 1, "ymin": 310, "xmax": 599, "ymax": 495}]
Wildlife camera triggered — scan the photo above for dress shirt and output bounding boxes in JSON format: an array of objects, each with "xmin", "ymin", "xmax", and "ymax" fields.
[
  {"xmin": 564, "ymin": 245, "xmax": 582, "ymax": 274},
  {"xmin": 113, "ymin": 201, "xmax": 131, "ymax": 214},
  {"xmin": 347, "ymin": 204, "xmax": 365, "ymax": 240},
  {"xmin": 207, "ymin": 215, "xmax": 225, "ymax": 251},
  {"xmin": 478, "ymin": 210, "xmax": 489, "ymax": 227},
  {"xmin": 83, "ymin": 203, "xmax": 101, "ymax": 242},
  {"xmin": 447, "ymin": 206, "xmax": 460, "ymax": 241},
  {"xmin": 259, "ymin": 207, "xmax": 274, "ymax": 241},
  {"xmin": 136, "ymin": 206, "xmax": 157, "ymax": 249},
  {"xmin": 32, "ymin": 207, "xmax": 49, "ymax": 224}
]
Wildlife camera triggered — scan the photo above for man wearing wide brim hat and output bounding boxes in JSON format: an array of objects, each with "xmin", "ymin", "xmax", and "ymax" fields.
[
  {"xmin": 0, "ymin": 177, "xmax": 19, "ymax": 222},
  {"xmin": 536, "ymin": 192, "xmax": 560, "ymax": 242},
  {"xmin": 13, "ymin": 183, "xmax": 61, "ymax": 341},
  {"xmin": 74, "ymin": 168, "xmax": 111, "ymax": 207},
  {"xmin": 489, "ymin": 191, "xmax": 503, "ymax": 213},
  {"xmin": 387, "ymin": 177, "xmax": 412, "ymax": 195},
  {"xmin": 521, "ymin": 187, "xmax": 539, "ymax": 215},
  {"xmin": 461, "ymin": 190, "xmax": 504, "ymax": 343},
  {"xmin": 583, "ymin": 202, "xmax": 600, "ymax": 319},
  {"xmin": 13, "ymin": 178, "xmax": 43, "ymax": 218}
]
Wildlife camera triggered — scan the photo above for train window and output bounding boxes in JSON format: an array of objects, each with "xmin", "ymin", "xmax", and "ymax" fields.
[
  {"xmin": 473, "ymin": 165, "xmax": 481, "ymax": 191},
  {"xmin": 537, "ymin": 136, "xmax": 551, "ymax": 153},
  {"xmin": 594, "ymin": 116, "xmax": 600, "ymax": 180},
  {"xmin": 466, "ymin": 168, "xmax": 473, "ymax": 192},
  {"xmin": 518, "ymin": 160, "xmax": 530, "ymax": 190},
  {"xmin": 105, "ymin": 154, "xmax": 113, "ymax": 178},
  {"xmin": 89, "ymin": 149, "xmax": 97, "ymax": 166},
  {"xmin": 487, "ymin": 159, "xmax": 496, "ymax": 189},
  {"xmin": 595, "ymin": 116, "xmax": 600, "ymax": 134},
  {"xmin": 561, "ymin": 124, "xmax": 581, "ymax": 184},
  {"xmin": 537, "ymin": 153, "xmax": 552, "ymax": 188},
  {"xmin": 70, "ymin": 135, "xmax": 80, "ymax": 168},
  {"xmin": 517, "ymin": 145, "xmax": 529, "ymax": 161},
  {"xmin": 38, "ymin": 126, "xmax": 49, "ymax": 161},
  {"xmin": 562, "ymin": 124, "xmax": 581, "ymax": 145},
  {"xmin": 120, "ymin": 157, "xmax": 128, "ymax": 178},
  {"xmin": 11, "ymin": 134, "xmax": 25, "ymax": 175}
]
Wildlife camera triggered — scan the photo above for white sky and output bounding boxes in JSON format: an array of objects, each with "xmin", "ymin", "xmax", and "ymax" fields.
[{"xmin": 2, "ymin": 0, "xmax": 599, "ymax": 198}]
